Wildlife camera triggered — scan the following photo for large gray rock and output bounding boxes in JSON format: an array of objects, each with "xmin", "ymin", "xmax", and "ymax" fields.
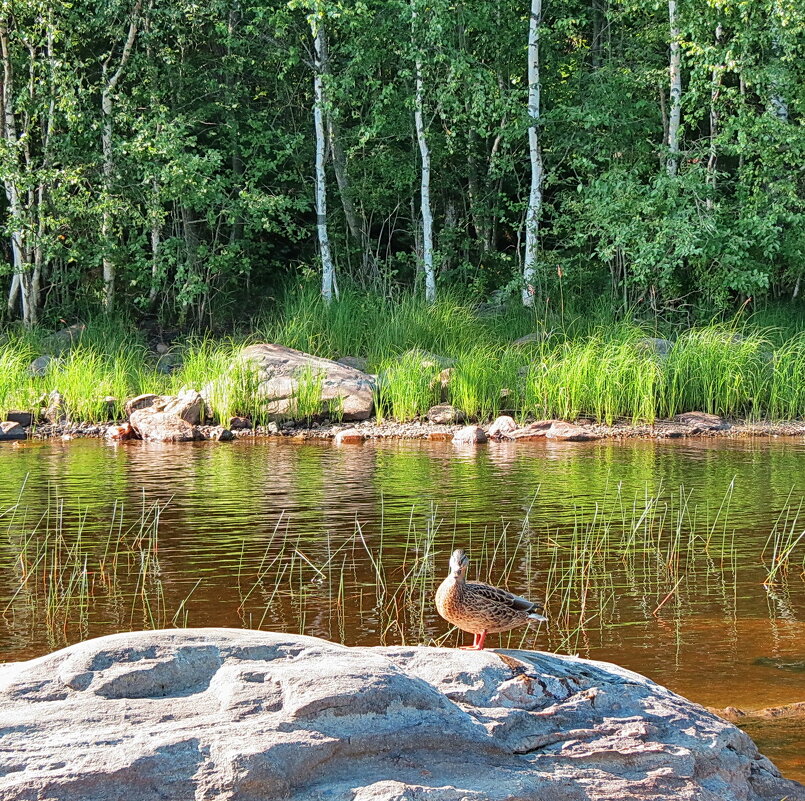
[
  {"xmin": 0, "ymin": 629, "xmax": 799, "ymax": 801},
  {"xmin": 242, "ymin": 344, "xmax": 375, "ymax": 421},
  {"xmin": 162, "ymin": 389, "xmax": 205, "ymax": 425}
]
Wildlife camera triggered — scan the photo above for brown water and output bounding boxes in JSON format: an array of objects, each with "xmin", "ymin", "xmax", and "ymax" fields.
[{"xmin": 0, "ymin": 437, "xmax": 803, "ymax": 780}]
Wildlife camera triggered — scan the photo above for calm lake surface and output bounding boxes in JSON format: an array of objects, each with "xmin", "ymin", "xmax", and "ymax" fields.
[{"xmin": 1, "ymin": 436, "xmax": 803, "ymax": 780}]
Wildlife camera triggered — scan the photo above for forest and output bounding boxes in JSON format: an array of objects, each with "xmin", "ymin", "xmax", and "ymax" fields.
[{"xmin": 0, "ymin": 0, "xmax": 803, "ymax": 327}]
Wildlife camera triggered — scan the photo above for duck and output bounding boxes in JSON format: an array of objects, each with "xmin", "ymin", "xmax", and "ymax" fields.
[{"xmin": 435, "ymin": 548, "xmax": 547, "ymax": 650}]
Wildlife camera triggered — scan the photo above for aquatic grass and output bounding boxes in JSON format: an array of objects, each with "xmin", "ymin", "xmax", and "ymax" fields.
[{"xmin": 291, "ymin": 366, "xmax": 327, "ymax": 422}]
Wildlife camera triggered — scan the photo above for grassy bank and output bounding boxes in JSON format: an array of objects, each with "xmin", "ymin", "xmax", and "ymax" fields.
[{"xmin": 2, "ymin": 289, "xmax": 805, "ymax": 426}]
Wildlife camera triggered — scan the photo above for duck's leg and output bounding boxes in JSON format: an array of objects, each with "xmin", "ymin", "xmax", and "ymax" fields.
[{"xmin": 460, "ymin": 630, "xmax": 487, "ymax": 650}]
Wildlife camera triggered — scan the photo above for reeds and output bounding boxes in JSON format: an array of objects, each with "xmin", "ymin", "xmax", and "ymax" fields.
[{"xmin": 3, "ymin": 480, "xmax": 802, "ymax": 655}]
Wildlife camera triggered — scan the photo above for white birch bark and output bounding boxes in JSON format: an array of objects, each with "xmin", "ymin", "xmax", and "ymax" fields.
[
  {"xmin": 666, "ymin": 0, "xmax": 682, "ymax": 177},
  {"xmin": 100, "ymin": 0, "xmax": 142, "ymax": 313},
  {"xmin": 412, "ymin": 4, "xmax": 435, "ymax": 304},
  {"xmin": 522, "ymin": 0, "xmax": 543, "ymax": 307},
  {"xmin": 0, "ymin": 21, "xmax": 26, "ymax": 320},
  {"xmin": 312, "ymin": 14, "xmax": 335, "ymax": 304}
]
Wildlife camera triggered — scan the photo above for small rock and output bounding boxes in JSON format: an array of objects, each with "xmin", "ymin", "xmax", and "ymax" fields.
[
  {"xmin": 43, "ymin": 390, "xmax": 66, "ymax": 423},
  {"xmin": 129, "ymin": 408, "xmax": 197, "ymax": 443},
  {"xmin": 507, "ymin": 420, "xmax": 555, "ymax": 440},
  {"xmin": 5, "ymin": 410, "xmax": 33, "ymax": 427},
  {"xmin": 229, "ymin": 416, "xmax": 252, "ymax": 430},
  {"xmin": 452, "ymin": 425, "xmax": 487, "ymax": 445},
  {"xmin": 427, "ymin": 431, "xmax": 454, "ymax": 441},
  {"xmin": 512, "ymin": 332, "xmax": 544, "ymax": 346},
  {"xmin": 637, "ymin": 337, "xmax": 673, "ymax": 357},
  {"xmin": 487, "ymin": 415, "xmax": 518, "ymax": 438},
  {"xmin": 430, "ymin": 368, "xmax": 454, "ymax": 402},
  {"xmin": 427, "ymin": 404, "xmax": 464, "ymax": 425},
  {"xmin": 210, "ymin": 427, "xmax": 234, "ymax": 442},
  {"xmin": 403, "ymin": 349, "xmax": 456, "ymax": 370},
  {"xmin": 105, "ymin": 423, "xmax": 133, "ymax": 441},
  {"xmin": 674, "ymin": 411, "xmax": 731, "ymax": 432},
  {"xmin": 28, "ymin": 355, "xmax": 53, "ymax": 377},
  {"xmin": 156, "ymin": 353, "xmax": 183, "ymax": 375},
  {"xmin": 162, "ymin": 390, "xmax": 205, "ymax": 425},
  {"xmin": 155, "ymin": 342, "xmax": 170, "ymax": 355},
  {"xmin": 267, "ymin": 422, "xmax": 279, "ymax": 435},
  {"xmin": 124, "ymin": 394, "xmax": 161, "ymax": 418},
  {"xmin": 545, "ymin": 421, "xmax": 599, "ymax": 442},
  {"xmin": 51, "ymin": 322, "xmax": 86, "ymax": 348},
  {"xmin": 336, "ymin": 356, "xmax": 369, "ymax": 373},
  {"xmin": 0, "ymin": 421, "xmax": 26, "ymax": 441},
  {"xmin": 334, "ymin": 428, "xmax": 365, "ymax": 445}
]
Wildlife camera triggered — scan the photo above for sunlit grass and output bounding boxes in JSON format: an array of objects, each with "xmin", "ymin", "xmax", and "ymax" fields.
[{"xmin": 1, "ymin": 293, "xmax": 805, "ymax": 425}]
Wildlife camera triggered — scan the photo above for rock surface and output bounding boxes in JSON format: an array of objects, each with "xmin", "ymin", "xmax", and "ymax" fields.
[
  {"xmin": 0, "ymin": 629, "xmax": 800, "ymax": 801},
  {"xmin": 129, "ymin": 408, "xmax": 198, "ymax": 442},
  {"xmin": 5, "ymin": 410, "xmax": 33, "ymax": 427},
  {"xmin": 488, "ymin": 414, "xmax": 518, "ymax": 438},
  {"xmin": 0, "ymin": 421, "xmax": 26, "ymax": 441},
  {"xmin": 545, "ymin": 421, "xmax": 599, "ymax": 442},
  {"xmin": 162, "ymin": 389, "xmax": 205, "ymax": 425},
  {"xmin": 427, "ymin": 404, "xmax": 464, "ymax": 425},
  {"xmin": 452, "ymin": 425, "xmax": 487, "ymax": 444},
  {"xmin": 674, "ymin": 411, "xmax": 732, "ymax": 432},
  {"xmin": 242, "ymin": 343, "xmax": 375, "ymax": 421},
  {"xmin": 334, "ymin": 427, "xmax": 365, "ymax": 445}
]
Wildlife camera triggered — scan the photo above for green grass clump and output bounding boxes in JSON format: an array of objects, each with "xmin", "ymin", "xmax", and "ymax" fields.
[
  {"xmin": 661, "ymin": 326, "xmax": 769, "ymax": 419},
  {"xmin": 375, "ymin": 352, "xmax": 441, "ymax": 422},
  {"xmin": 171, "ymin": 338, "xmax": 265, "ymax": 423},
  {"xmin": 449, "ymin": 347, "xmax": 521, "ymax": 421},
  {"xmin": 524, "ymin": 328, "xmax": 664, "ymax": 424}
]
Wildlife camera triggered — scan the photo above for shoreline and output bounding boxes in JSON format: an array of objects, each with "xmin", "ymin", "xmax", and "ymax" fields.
[{"xmin": 16, "ymin": 416, "xmax": 805, "ymax": 443}]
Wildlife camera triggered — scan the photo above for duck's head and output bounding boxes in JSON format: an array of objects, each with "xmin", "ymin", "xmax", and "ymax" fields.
[{"xmin": 448, "ymin": 549, "xmax": 469, "ymax": 579}]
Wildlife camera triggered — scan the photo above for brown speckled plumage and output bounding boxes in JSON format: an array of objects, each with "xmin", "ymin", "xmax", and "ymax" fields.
[{"xmin": 435, "ymin": 549, "xmax": 547, "ymax": 649}]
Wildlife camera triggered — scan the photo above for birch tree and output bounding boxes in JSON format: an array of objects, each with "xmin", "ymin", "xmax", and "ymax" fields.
[
  {"xmin": 522, "ymin": 0, "xmax": 543, "ymax": 307},
  {"xmin": 100, "ymin": 0, "xmax": 142, "ymax": 313},
  {"xmin": 310, "ymin": 5, "xmax": 336, "ymax": 303},
  {"xmin": 411, "ymin": 1, "xmax": 435, "ymax": 303},
  {"xmin": 666, "ymin": 0, "xmax": 682, "ymax": 176}
]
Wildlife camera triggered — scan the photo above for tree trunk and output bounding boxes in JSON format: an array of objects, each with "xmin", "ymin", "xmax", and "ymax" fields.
[
  {"xmin": 148, "ymin": 176, "xmax": 161, "ymax": 308},
  {"xmin": 0, "ymin": 21, "xmax": 26, "ymax": 321},
  {"xmin": 413, "ymin": 62, "xmax": 435, "ymax": 302},
  {"xmin": 312, "ymin": 16, "xmax": 336, "ymax": 304},
  {"xmin": 666, "ymin": 0, "xmax": 682, "ymax": 177},
  {"xmin": 100, "ymin": 0, "xmax": 142, "ymax": 313},
  {"xmin": 522, "ymin": 0, "xmax": 543, "ymax": 308},
  {"xmin": 706, "ymin": 24, "xmax": 723, "ymax": 208},
  {"xmin": 591, "ymin": 0, "xmax": 605, "ymax": 68}
]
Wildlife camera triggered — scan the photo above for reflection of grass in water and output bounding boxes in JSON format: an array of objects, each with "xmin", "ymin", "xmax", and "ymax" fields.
[{"xmin": 2, "ymin": 482, "xmax": 803, "ymax": 655}]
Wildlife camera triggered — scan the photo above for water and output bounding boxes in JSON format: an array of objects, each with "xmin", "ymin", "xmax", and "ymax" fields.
[{"xmin": 0, "ymin": 437, "xmax": 803, "ymax": 780}]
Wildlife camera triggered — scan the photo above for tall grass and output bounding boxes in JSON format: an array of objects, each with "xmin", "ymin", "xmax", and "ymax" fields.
[{"xmin": 2, "ymin": 292, "xmax": 805, "ymax": 425}]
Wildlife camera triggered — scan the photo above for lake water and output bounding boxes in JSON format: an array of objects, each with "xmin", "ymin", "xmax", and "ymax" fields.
[{"xmin": 0, "ymin": 436, "xmax": 803, "ymax": 781}]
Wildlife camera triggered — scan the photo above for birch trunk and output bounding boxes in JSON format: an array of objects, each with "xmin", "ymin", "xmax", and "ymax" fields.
[
  {"xmin": 312, "ymin": 16, "xmax": 335, "ymax": 304},
  {"xmin": 666, "ymin": 0, "xmax": 682, "ymax": 177},
  {"xmin": 522, "ymin": 0, "xmax": 543, "ymax": 308},
  {"xmin": 0, "ymin": 21, "xmax": 26, "ymax": 320},
  {"xmin": 412, "ymin": 4, "xmax": 435, "ymax": 303},
  {"xmin": 100, "ymin": 0, "xmax": 142, "ymax": 313}
]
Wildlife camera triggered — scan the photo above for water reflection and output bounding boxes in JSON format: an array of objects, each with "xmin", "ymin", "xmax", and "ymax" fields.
[{"xmin": 0, "ymin": 436, "xmax": 803, "ymax": 780}]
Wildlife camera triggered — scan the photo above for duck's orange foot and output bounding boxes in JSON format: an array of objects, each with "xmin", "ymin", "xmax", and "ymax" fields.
[{"xmin": 460, "ymin": 631, "xmax": 487, "ymax": 650}]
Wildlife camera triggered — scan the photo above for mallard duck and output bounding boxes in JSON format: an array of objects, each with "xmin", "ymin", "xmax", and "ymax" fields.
[{"xmin": 435, "ymin": 548, "xmax": 547, "ymax": 650}]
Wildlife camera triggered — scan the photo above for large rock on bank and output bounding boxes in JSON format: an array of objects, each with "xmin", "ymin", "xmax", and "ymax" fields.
[
  {"xmin": 129, "ymin": 408, "xmax": 198, "ymax": 442},
  {"xmin": 242, "ymin": 344, "xmax": 375, "ymax": 421},
  {"xmin": 0, "ymin": 629, "xmax": 800, "ymax": 801}
]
